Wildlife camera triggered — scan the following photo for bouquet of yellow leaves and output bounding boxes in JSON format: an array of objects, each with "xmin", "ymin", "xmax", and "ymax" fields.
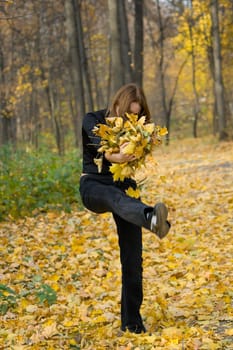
[{"xmin": 93, "ymin": 113, "xmax": 167, "ymax": 182}]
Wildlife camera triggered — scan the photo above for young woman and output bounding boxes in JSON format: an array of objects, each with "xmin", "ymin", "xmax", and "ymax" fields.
[{"xmin": 79, "ymin": 83, "xmax": 170, "ymax": 334}]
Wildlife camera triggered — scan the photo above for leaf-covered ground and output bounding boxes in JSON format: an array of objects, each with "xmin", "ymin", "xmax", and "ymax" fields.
[{"xmin": 0, "ymin": 137, "xmax": 233, "ymax": 350}]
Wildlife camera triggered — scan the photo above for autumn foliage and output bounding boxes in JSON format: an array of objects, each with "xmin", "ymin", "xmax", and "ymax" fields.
[
  {"xmin": 93, "ymin": 113, "xmax": 168, "ymax": 181},
  {"xmin": 0, "ymin": 137, "xmax": 233, "ymax": 349}
]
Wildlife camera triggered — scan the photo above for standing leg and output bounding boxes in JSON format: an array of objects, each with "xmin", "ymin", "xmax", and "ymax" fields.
[{"xmin": 113, "ymin": 213, "xmax": 145, "ymax": 332}]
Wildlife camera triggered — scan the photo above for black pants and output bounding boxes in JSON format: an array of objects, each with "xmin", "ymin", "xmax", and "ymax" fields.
[{"xmin": 79, "ymin": 174, "xmax": 152, "ymax": 329}]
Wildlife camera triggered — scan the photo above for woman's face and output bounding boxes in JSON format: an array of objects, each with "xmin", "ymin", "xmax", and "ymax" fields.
[
  {"xmin": 129, "ymin": 102, "xmax": 141, "ymax": 115},
  {"xmin": 115, "ymin": 101, "xmax": 141, "ymax": 116}
]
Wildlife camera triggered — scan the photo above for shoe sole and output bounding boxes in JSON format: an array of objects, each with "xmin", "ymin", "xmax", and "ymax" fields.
[
  {"xmin": 122, "ymin": 324, "xmax": 146, "ymax": 334},
  {"xmin": 153, "ymin": 203, "xmax": 170, "ymax": 239}
]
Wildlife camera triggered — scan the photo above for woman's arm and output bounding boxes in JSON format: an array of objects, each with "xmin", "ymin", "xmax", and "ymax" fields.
[{"xmin": 105, "ymin": 143, "xmax": 136, "ymax": 163}]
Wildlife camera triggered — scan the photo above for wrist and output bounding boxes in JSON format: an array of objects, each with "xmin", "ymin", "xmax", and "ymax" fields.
[{"xmin": 105, "ymin": 152, "xmax": 120, "ymax": 163}]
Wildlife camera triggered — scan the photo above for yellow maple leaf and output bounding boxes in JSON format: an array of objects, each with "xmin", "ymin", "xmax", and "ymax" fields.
[
  {"xmin": 71, "ymin": 237, "xmax": 85, "ymax": 253},
  {"xmin": 124, "ymin": 120, "xmax": 137, "ymax": 133},
  {"xmin": 94, "ymin": 156, "xmax": 103, "ymax": 173},
  {"xmin": 160, "ymin": 175, "xmax": 167, "ymax": 183},
  {"xmin": 41, "ymin": 321, "xmax": 58, "ymax": 339},
  {"xmin": 110, "ymin": 163, "xmax": 125, "ymax": 181},
  {"xmin": 119, "ymin": 133, "xmax": 131, "ymax": 145},
  {"xmin": 114, "ymin": 117, "xmax": 124, "ymax": 128},
  {"xmin": 130, "ymin": 133, "xmax": 142, "ymax": 142},
  {"xmin": 93, "ymin": 124, "xmax": 110, "ymax": 138},
  {"xmin": 125, "ymin": 112, "xmax": 138, "ymax": 124},
  {"xmin": 106, "ymin": 116, "xmax": 117, "ymax": 125},
  {"xmin": 125, "ymin": 186, "xmax": 140, "ymax": 199},
  {"xmin": 159, "ymin": 126, "xmax": 168, "ymax": 136},
  {"xmin": 122, "ymin": 142, "xmax": 135, "ymax": 155},
  {"xmin": 143, "ymin": 123, "xmax": 155, "ymax": 134},
  {"xmin": 161, "ymin": 326, "xmax": 183, "ymax": 340},
  {"xmin": 137, "ymin": 116, "xmax": 146, "ymax": 126},
  {"xmin": 121, "ymin": 164, "xmax": 134, "ymax": 178},
  {"xmin": 70, "ymin": 339, "xmax": 77, "ymax": 346},
  {"xmin": 133, "ymin": 146, "xmax": 144, "ymax": 159},
  {"xmin": 225, "ymin": 328, "xmax": 233, "ymax": 336}
]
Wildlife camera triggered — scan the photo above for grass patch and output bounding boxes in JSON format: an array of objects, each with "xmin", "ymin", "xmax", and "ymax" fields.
[{"xmin": 0, "ymin": 145, "xmax": 82, "ymax": 221}]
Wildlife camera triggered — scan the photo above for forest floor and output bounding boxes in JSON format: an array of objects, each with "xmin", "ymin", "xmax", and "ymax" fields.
[{"xmin": 0, "ymin": 136, "xmax": 233, "ymax": 349}]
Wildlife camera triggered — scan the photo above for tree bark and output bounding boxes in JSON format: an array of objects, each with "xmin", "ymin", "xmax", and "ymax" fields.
[
  {"xmin": 156, "ymin": 0, "xmax": 168, "ymax": 127},
  {"xmin": 74, "ymin": 0, "xmax": 94, "ymax": 111},
  {"xmin": 118, "ymin": 0, "xmax": 133, "ymax": 84},
  {"xmin": 134, "ymin": 0, "xmax": 144, "ymax": 87},
  {"xmin": 0, "ymin": 44, "xmax": 16, "ymax": 146},
  {"xmin": 65, "ymin": 0, "xmax": 85, "ymax": 148},
  {"xmin": 210, "ymin": 0, "xmax": 228, "ymax": 140},
  {"xmin": 188, "ymin": 0, "xmax": 200, "ymax": 138},
  {"xmin": 145, "ymin": 0, "xmax": 189, "ymax": 144},
  {"xmin": 108, "ymin": 0, "xmax": 124, "ymax": 96}
]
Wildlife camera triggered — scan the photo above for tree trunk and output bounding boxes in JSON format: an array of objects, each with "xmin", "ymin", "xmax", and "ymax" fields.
[
  {"xmin": 0, "ymin": 45, "xmax": 16, "ymax": 146},
  {"xmin": 108, "ymin": 0, "xmax": 124, "ymax": 96},
  {"xmin": 118, "ymin": 0, "xmax": 133, "ymax": 84},
  {"xmin": 66, "ymin": 80, "xmax": 81, "ymax": 149},
  {"xmin": 74, "ymin": 0, "xmax": 94, "ymax": 111},
  {"xmin": 29, "ymin": 87, "xmax": 40, "ymax": 149},
  {"xmin": 65, "ymin": 0, "xmax": 85, "ymax": 148},
  {"xmin": 146, "ymin": 1, "xmax": 189, "ymax": 144},
  {"xmin": 0, "ymin": 46, "xmax": 5, "ymax": 145},
  {"xmin": 134, "ymin": 0, "xmax": 144, "ymax": 86},
  {"xmin": 188, "ymin": 0, "xmax": 200, "ymax": 138},
  {"xmin": 48, "ymin": 78, "xmax": 64, "ymax": 155},
  {"xmin": 210, "ymin": 0, "xmax": 228, "ymax": 140},
  {"xmin": 156, "ymin": 0, "xmax": 167, "ymax": 126}
]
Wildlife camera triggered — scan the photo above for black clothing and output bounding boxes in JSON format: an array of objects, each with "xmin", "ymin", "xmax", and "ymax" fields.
[
  {"xmin": 80, "ymin": 174, "xmax": 150, "ymax": 229},
  {"xmin": 79, "ymin": 110, "xmax": 152, "ymax": 330},
  {"xmin": 79, "ymin": 174, "xmax": 148, "ymax": 329},
  {"xmin": 82, "ymin": 109, "xmax": 111, "ymax": 175}
]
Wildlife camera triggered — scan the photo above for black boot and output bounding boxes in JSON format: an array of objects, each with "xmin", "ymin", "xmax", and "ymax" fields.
[
  {"xmin": 122, "ymin": 323, "xmax": 146, "ymax": 334},
  {"xmin": 148, "ymin": 202, "xmax": 170, "ymax": 238}
]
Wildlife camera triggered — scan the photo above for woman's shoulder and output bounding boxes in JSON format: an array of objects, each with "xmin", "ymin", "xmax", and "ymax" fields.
[{"xmin": 85, "ymin": 109, "xmax": 107, "ymax": 121}]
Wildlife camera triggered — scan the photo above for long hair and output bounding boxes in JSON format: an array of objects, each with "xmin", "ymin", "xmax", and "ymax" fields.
[{"xmin": 107, "ymin": 83, "xmax": 151, "ymax": 123}]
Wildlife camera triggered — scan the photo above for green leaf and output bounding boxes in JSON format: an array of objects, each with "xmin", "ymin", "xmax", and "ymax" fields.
[{"xmin": 36, "ymin": 284, "xmax": 57, "ymax": 306}]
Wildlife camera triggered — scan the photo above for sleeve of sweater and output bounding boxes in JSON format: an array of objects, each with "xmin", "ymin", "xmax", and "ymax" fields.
[{"xmin": 82, "ymin": 112, "xmax": 102, "ymax": 152}]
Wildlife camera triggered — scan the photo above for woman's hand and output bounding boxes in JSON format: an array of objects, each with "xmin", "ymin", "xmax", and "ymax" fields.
[{"xmin": 105, "ymin": 143, "xmax": 136, "ymax": 163}]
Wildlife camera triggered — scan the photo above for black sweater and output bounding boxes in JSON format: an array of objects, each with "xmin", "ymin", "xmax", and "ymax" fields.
[{"xmin": 82, "ymin": 109, "xmax": 112, "ymax": 174}]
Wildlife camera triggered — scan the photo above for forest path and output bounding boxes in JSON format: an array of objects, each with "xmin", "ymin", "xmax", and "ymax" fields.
[{"xmin": 0, "ymin": 137, "xmax": 233, "ymax": 349}]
